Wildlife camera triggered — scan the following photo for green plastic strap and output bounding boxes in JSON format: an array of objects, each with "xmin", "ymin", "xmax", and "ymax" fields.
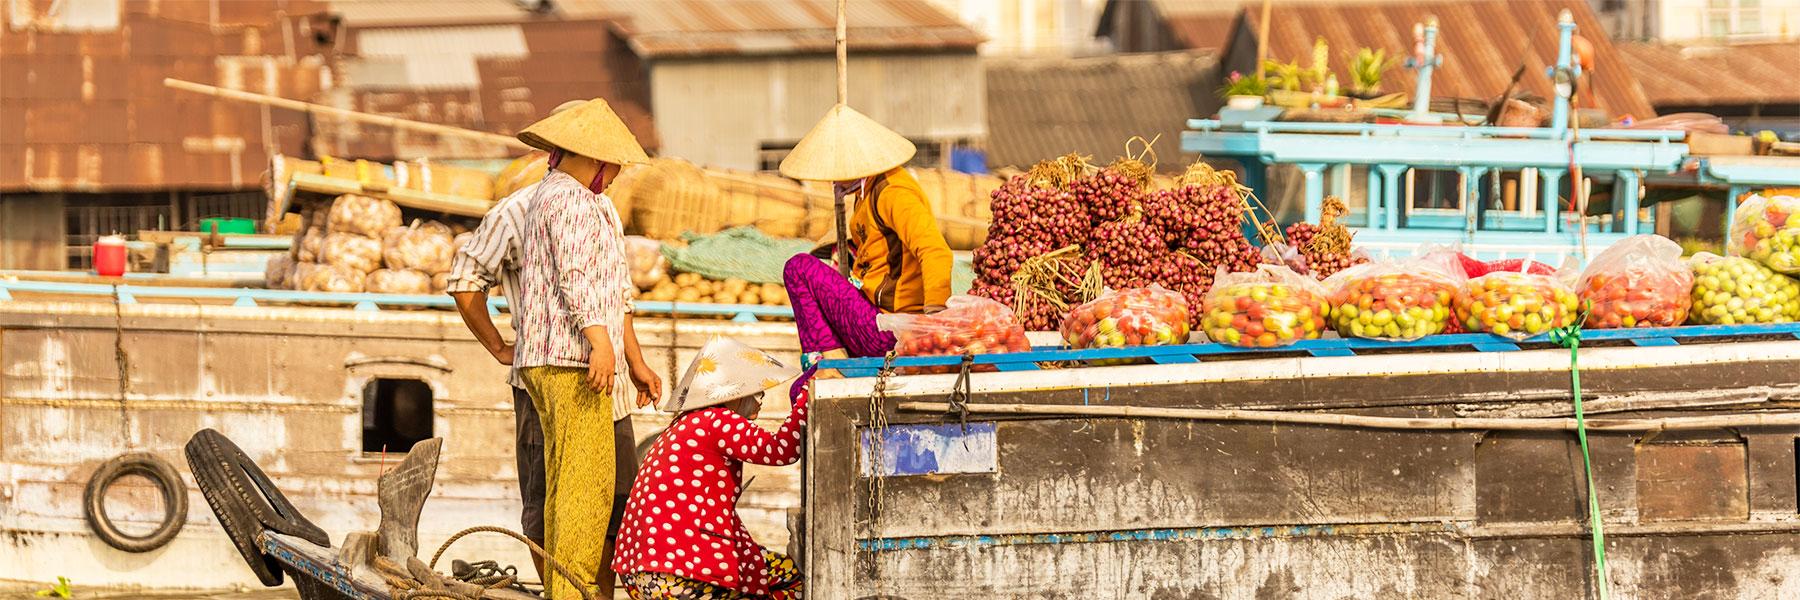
[{"xmin": 1549, "ymin": 309, "xmax": 1611, "ymax": 600}]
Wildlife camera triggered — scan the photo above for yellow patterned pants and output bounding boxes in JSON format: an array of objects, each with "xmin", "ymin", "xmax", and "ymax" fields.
[{"xmin": 520, "ymin": 366, "xmax": 616, "ymax": 600}]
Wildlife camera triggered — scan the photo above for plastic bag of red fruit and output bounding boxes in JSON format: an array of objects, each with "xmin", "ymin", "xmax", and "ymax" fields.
[
  {"xmin": 1577, "ymin": 234, "xmax": 1693, "ymax": 328},
  {"xmin": 877, "ymin": 295, "xmax": 1031, "ymax": 375}
]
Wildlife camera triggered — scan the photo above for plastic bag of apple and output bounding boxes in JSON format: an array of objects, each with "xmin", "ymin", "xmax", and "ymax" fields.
[
  {"xmin": 1061, "ymin": 286, "xmax": 1192, "ymax": 354},
  {"xmin": 1322, "ymin": 254, "xmax": 1464, "ymax": 341},
  {"xmin": 1453, "ymin": 268, "xmax": 1580, "ymax": 340},
  {"xmin": 1201, "ymin": 264, "xmax": 1330, "ymax": 347},
  {"xmin": 1727, "ymin": 194, "xmax": 1800, "ymax": 274},
  {"xmin": 1576, "ymin": 235, "xmax": 1693, "ymax": 328},
  {"xmin": 877, "ymin": 295, "xmax": 1032, "ymax": 375}
]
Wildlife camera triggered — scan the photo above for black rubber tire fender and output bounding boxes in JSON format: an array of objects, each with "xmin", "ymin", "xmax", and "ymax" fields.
[
  {"xmin": 184, "ymin": 429, "xmax": 332, "ymax": 586},
  {"xmin": 82, "ymin": 452, "xmax": 189, "ymax": 553}
]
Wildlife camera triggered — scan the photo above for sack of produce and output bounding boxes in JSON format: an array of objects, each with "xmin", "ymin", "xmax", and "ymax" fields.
[
  {"xmin": 877, "ymin": 295, "xmax": 1031, "ymax": 375},
  {"xmin": 1453, "ymin": 270, "xmax": 1579, "ymax": 340},
  {"xmin": 431, "ymin": 272, "xmax": 452, "ymax": 294},
  {"xmin": 1323, "ymin": 254, "xmax": 1463, "ymax": 341},
  {"xmin": 296, "ymin": 263, "xmax": 365, "ymax": 293},
  {"xmin": 1201, "ymin": 264, "xmax": 1330, "ymax": 347},
  {"xmin": 365, "ymin": 269, "xmax": 432, "ymax": 295},
  {"xmin": 1578, "ymin": 235, "xmax": 1693, "ymax": 328},
  {"xmin": 1728, "ymin": 194, "xmax": 1800, "ymax": 274},
  {"xmin": 320, "ymin": 232, "xmax": 383, "ymax": 274},
  {"xmin": 1687, "ymin": 252, "xmax": 1800, "ymax": 325},
  {"xmin": 381, "ymin": 220, "xmax": 456, "ymax": 274},
  {"xmin": 626, "ymin": 236, "xmax": 668, "ymax": 290},
  {"xmin": 327, "ymin": 194, "xmax": 402, "ymax": 238},
  {"xmin": 265, "ymin": 254, "xmax": 294, "ymax": 290},
  {"xmin": 1060, "ymin": 286, "xmax": 1191, "ymax": 351}
]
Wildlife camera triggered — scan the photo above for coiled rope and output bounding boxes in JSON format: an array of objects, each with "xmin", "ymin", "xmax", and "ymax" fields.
[{"xmin": 374, "ymin": 525, "xmax": 592, "ymax": 600}]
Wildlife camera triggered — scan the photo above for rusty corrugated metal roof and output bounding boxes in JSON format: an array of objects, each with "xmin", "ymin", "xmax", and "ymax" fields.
[
  {"xmin": 1619, "ymin": 41, "xmax": 1800, "ymax": 108},
  {"xmin": 1225, "ymin": 0, "xmax": 1656, "ymax": 119},
  {"xmin": 561, "ymin": 0, "xmax": 982, "ymax": 58},
  {"xmin": 1, "ymin": 3, "xmax": 332, "ymax": 192},
  {"xmin": 986, "ymin": 51, "xmax": 1217, "ymax": 170}
]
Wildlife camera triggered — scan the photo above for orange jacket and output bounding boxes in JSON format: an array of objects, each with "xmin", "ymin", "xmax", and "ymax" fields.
[{"xmin": 849, "ymin": 168, "xmax": 953, "ymax": 313}]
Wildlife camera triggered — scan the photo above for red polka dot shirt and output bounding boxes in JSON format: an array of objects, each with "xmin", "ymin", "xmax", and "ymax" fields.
[{"xmin": 611, "ymin": 385, "xmax": 809, "ymax": 596}]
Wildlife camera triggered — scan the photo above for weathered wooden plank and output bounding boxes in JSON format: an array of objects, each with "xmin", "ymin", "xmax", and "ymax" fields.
[
  {"xmin": 805, "ymin": 394, "xmax": 861, "ymax": 600},
  {"xmin": 856, "ymin": 418, "xmax": 1478, "ymax": 539}
]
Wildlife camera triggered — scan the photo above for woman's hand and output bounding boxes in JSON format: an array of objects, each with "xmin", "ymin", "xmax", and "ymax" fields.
[
  {"xmin": 586, "ymin": 344, "xmax": 616, "ymax": 395},
  {"xmin": 630, "ymin": 360, "xmax": 662, "ymax": 407}
]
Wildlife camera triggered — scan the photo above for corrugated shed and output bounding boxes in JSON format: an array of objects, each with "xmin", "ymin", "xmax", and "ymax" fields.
[
  {"xmin": 561, "ymin": 0, "xmax": 983, "ymax": 58},
  {"xmin": 323, "ymin": 0, "xmax": 540, "ymax": 27},
  {"xmin": 0, "ymin": 2, "xmax": 332, "ymax": 192},
  {"xmin": 985, "ymin": 51, "xmax": 1217, "ymax": 170},
  {"xmin": 1225, "ymin": 0, "xmax": 1656, "ymax": 119},
  {"xmin": 349, "ymin": 24, "xmax": 530, "ymax": 89},
  {"xmin": 321, "ymin": 15, "xmax": 657, "ymax": 160},
  {"xmin": 1618, "ymin": 41, "xmax": 1800, "ymax": 108}
]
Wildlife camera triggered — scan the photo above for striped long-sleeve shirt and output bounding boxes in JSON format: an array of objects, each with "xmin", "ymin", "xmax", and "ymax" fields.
[{"xmin": 445, "ymin": 173, "xmax": 635, "ymax": 420}]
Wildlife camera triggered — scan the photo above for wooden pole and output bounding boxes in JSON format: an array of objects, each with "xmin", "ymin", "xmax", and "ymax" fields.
[
  {"xmin": 896, "ymin": 402, "xmax": 1800, "ymax": 432},
  {"xmin": 1255, "ymin": 0, "xmax": 1273, "ymax": 74},
  {"xmin": 163, "ymin": 78, "xmax": 530, "ymax": 150},
  {"xmin": 832, "ymin": 0, "xmax": 853, "ymax": 278}
]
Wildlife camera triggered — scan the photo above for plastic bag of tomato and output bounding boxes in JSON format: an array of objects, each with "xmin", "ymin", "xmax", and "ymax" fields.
[
  {"xmin": 1061, "ymin": 286, "xmax": 1191, "ymax": 361},
  {"xmin": 1201, "ymin": 264, "xmax": 1330, "ymax": 348},
  {"xmin": 877, "ymin": 295, "xmax": 1031, "ymax": 375},
  {"xmin": 1322, "ymin": 254, "xmax": 1464, "ymax": 341},
  {"xmin": 1577, "ymin": 235, "xmax": 1693, "ymax": 329},
  {"xmin": 1453, "ymin": 269, "xmax": 1580, "ymax": 340}
]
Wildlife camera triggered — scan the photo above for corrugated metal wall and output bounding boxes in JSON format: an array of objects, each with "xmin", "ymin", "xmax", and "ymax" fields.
[{"xmin": 650, "ymin": 53, "xmax": 986, "ymax": 170}]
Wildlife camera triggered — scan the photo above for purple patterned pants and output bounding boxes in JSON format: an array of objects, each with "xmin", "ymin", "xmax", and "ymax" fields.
[{"xmin": 782, "ymin": 255, "xmax": 897, "ymax": 357}]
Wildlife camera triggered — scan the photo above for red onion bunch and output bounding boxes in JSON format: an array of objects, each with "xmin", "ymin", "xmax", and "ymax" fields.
[
  {"xmin": 1090, "ymin": 218, "xmax": 1167, "ymax": 287},
  {"xmin": 1284, "ymin": 222, "xmax": 1368, "ymax": 280},
  {"xmin": 1072, "ymin": 167, "xmax": 1146, "ymax": 222}
]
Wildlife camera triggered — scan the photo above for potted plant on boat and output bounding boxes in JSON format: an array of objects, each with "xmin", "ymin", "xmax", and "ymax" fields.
[
  {"xmin": 1348, "ymin": 47, "xmax": 1399, "ymax": 99},
  {"xmin": 1219, "ymin": 71, "xmax": 1268, "ymax": 110}
]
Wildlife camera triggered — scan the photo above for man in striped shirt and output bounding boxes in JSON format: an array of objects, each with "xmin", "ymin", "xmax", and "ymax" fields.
[{"xmin": 445, "ymin": 99, "xmax": 659, "ymax": 597}]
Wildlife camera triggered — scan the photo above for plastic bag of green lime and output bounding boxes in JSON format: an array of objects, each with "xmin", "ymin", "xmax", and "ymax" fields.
[
  {"xmin": 1728, "ymin": 194, "xmax": 1800, "ymax": 274},
  {"xmin": 1687, "ymin": 252, "xmax": 1800, "ymax": 325}
]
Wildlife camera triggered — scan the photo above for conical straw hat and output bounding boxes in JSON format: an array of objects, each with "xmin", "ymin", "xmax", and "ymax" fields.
[
  {"xmin": 779, "ymin": 104, "xmax": 916, "ymax": 181},
  {"xmin": 517, "ymin": 98, "xmax": 649, "ymax": 166},
  {"xmin": 661, "ymin": 337, "xmax": 801, "ymax": 413}
]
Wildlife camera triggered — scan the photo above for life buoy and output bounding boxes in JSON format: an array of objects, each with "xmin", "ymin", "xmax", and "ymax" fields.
[{"xmin": 83, "ymin": 453, "xmax": 188, "ymax": 553}]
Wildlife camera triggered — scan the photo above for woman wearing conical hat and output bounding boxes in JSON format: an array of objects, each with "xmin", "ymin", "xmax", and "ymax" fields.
[
  {"xmin": 612, "ymin": 337, "xmax": 812, "ymax": 599},
  {"xmin": 510, "ymin": 98, "xmax": 659, "ymax": 599},
  {"xmin": 779, "ymin": 104, "xmax": 955, "ymax": 368}
]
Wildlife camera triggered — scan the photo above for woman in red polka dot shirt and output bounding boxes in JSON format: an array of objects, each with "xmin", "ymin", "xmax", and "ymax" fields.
[{"xmin": 613, "ymin": 337, "xmax": 812, "ymax": 599}]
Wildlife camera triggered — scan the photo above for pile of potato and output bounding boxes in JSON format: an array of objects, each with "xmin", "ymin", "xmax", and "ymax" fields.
[
  {"xmin": 639, "ymin": 272, "xmax": 789, "ymax": 306},
  {"xmin": 271, "ymin": 195, "xmax": 467, "ymax": 295}
]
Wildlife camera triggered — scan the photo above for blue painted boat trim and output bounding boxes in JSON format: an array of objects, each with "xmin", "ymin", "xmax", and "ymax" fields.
[
  {"xmin": 822, "ymin": 322, "xmax": 1800, "ymax": 376},
  {"xmin": 0, "ymin": 279, "xmax": 797, "ymax": 321},
  {"xmin": 858, "ymin": 521, "xmax": 1469, "ymax": 552},
  {"xmin": 261, "ymin": 534, "xmax": 380, "ymax": 600}
]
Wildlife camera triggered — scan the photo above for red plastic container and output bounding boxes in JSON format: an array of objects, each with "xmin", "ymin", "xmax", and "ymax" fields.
[{"xmin": 94, "ymin": 235, "xmax": 127, "ymax": 277}]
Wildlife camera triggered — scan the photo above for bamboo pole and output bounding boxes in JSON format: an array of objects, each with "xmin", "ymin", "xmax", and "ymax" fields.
[
  {"xmin": 164, "ymin": 78, "xmax": 529, "ymax": 150},
  {"xmin": 832, "ymin": 0, "xmax": 853, "ymax": 277},
  {"xmin": 896, "ymin": 402, "xmax": 1800, "ymax": 432},
  {"xmin": 1255, "ymin": 0, "xmax": 1273, "ymax": 73}
]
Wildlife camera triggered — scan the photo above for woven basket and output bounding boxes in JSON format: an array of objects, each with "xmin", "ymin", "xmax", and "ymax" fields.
[
  {"xmin": 712, "ymin": 169, "xmax": 833, "ymax": 240},
  {"xmin": 614, "ymin": 158, "xmax": 724, "ymax": 239},
  {"xmin": 908, "ymin": 169, "xmax": 1000, "ymax": 250}
]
